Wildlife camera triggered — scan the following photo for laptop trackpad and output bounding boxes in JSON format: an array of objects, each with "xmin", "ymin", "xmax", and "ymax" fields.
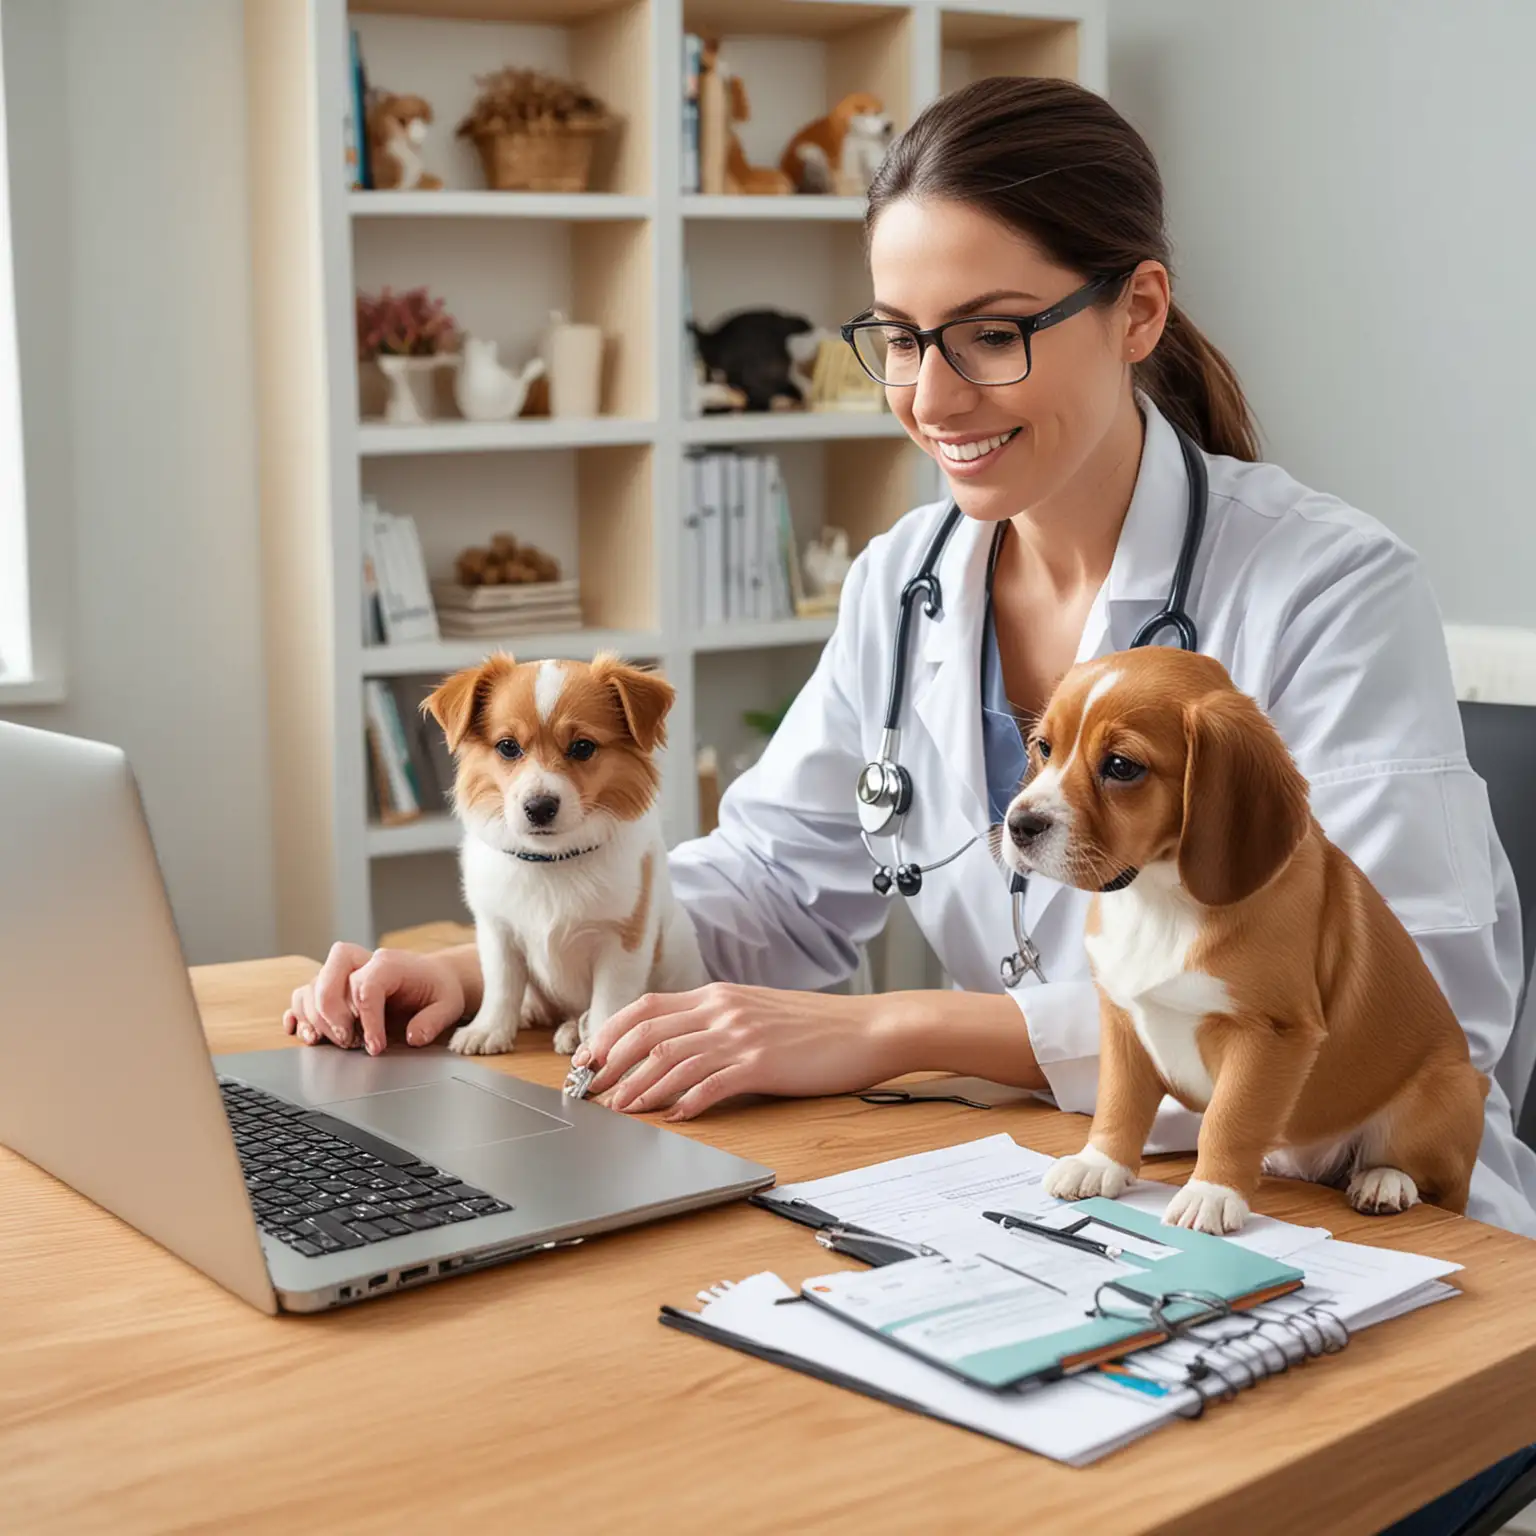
[{"xmin": 320, "ymin": 1077, "xmax": 569, "ymax": 1158}]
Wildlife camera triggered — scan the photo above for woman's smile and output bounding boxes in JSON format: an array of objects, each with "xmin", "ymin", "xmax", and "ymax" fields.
[{"xmin": 924, "ymin": 425, "xmax": 1023, "ymax": 475}]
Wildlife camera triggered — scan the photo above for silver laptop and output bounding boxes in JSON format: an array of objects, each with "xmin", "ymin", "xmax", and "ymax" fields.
[{"xmin": 0, "ymin": 720, "xmax": 775, "ymax": 1313}]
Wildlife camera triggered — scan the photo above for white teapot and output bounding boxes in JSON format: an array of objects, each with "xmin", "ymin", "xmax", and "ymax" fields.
[{"xmin": 453, "ymin": 335, "xmax": 546, "ymax": 422}]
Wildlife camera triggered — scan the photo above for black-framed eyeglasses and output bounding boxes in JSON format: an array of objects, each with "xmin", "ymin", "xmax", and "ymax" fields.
[{"xmin": 840, "ymin": 274, "xmax": 1122, "ymax": 388}]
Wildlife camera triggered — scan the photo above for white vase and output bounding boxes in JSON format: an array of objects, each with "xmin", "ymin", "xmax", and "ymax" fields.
[
  {"xmin": 453, "ymin": 335, "xmax": 546, "ymax": 422},
  {"xmin": 376, "ymin": 354, "xmax": 441, "ymax": 425},
  {"xmin": 542, "ymin": 311, "xmax": 605, "ymax": 418}
]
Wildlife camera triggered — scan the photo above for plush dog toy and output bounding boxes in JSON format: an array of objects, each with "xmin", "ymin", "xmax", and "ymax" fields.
[
  {"xmin": 781, "ymin": 92, "xmax": 894, "ymax": 195},
  {"xmin": 368, "ymin": 93, "xmax": 443, "ymax": 191}
]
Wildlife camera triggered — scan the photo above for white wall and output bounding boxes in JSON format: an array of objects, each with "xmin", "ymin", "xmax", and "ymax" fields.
[
  {"xmin": 1107, "ymin": 0, "xmax": 1536, "ymax": 627},
  {"xmin": 0, "ymin": 0, "xmax": 276, "ymax": 965}
]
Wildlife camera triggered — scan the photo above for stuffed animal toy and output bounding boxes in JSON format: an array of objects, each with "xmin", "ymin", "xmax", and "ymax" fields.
[
  {"xmin": 367, "ymin": 93, "xmax": 443, "ymax": 190},
  {"xmin": 689, "ymin": 309, "xmax": 814, "ymax": 413},
  {"xmin": 698, "ymin": 39, "xmax": 792, "ymax": 195},
  {"xmin": 781, "ymin": 92, "xmax": 894, "ymax": 195}
]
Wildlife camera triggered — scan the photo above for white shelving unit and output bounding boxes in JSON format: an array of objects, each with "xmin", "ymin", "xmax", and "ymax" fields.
[{"xmin": 247, "ymin": 0, "xmax": 1106, "ymax": 955}]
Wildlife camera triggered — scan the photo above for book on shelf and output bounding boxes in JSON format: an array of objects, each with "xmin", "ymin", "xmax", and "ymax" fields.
[
  {"xmin": 436, "ymin": 608, "xmax": 585, "ymax": 640},
  {"xmin": 363, "ymin": 678, "xmax": 460, "ymax": 828},
  {"xmin": 363, "ymin": 679, "xmax": 421, "ymax": 824},
  {"xmin": 430, "ymin": 578, "xmax": 581, "ymax": 613},
  {"xmin": 681, "ymin": 34, "xmax": 701, "ymax": 195},
  {"xmin": 685, "ymin": 450, "xmax": 799, "ymax": 629},
  {"xmin": 362, "ymin": 498, "xmax": 439, "ymax": 646},
  {"xmin": 345, "ymin": 28, "xmax": 371, "ymax": 191},
  {"xmin": 429, "ymin": 577, "xmax": 584, "ymax": 640}
]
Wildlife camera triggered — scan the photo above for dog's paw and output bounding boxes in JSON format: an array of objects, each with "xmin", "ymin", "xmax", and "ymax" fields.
[
  {"xmin": 552, "ymin": 1020, "xmax": 582, "ymax": 1056},
  {"xmin": 1348, "ymin": 1166, "xmax": 1419, "ymax": 1216},
  {"xmin": 1164, "ymin": 1180, "xmax": 1249, "ymax": 1235},
  {"xmin": 1043, "ymin": 1146, "xmax": 1134, "ymax": 1202},
  {"xmin": 448, "ymin": 1016, "xmax": 518, "ymax": 1056}
]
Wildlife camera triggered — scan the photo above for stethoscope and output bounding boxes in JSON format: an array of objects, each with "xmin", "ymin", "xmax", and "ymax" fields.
[{"xmin": 855, "ymin": 422, "xmax": 1210, "ymax": 989}]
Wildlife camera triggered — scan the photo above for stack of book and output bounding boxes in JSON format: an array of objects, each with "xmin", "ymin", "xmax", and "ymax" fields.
[
  {"xmin": 363, "ymin": 677, "xmax": 457, "ymax": 827},
  {"xmin": 430, "ymin": 578, "xmax": 583, "ymax": 640},
  {"xmin": 683, "ymin": 451, "xmax": 800, "ymax": 628},
  {"xmin": 361, "ymin": 498, "xmax": 439, "ymax": 647}
]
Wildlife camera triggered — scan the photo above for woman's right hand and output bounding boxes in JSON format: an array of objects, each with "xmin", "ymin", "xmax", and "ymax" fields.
[{"xmin": 281, "ymin": 943, "xmax": 467, "ymax": 1055}]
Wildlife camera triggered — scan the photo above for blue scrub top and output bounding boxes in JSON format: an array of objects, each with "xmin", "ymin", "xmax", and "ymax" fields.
[{"xmin": 980, "ymin": 602, "xmax": 1030, "ymax": 826}]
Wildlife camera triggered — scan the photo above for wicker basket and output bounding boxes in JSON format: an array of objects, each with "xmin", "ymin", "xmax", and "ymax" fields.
[{"xmin": 469, "ymin": 121, "xmax": 610, "ymax": 193}]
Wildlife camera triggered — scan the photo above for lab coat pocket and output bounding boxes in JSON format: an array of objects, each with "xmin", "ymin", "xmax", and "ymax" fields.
[{"xmin": 1309, "ymin": 762, "xmax": 1497, "ymax": 935}]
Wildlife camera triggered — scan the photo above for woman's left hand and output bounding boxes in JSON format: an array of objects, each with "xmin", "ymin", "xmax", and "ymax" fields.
[{"xmin": 574, "ymin": 984, "xmax": 904, "ymax": 1121}]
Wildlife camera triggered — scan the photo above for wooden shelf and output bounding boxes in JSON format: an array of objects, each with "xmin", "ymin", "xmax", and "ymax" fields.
[
  {"xmin": 682, "ymin": 195, "xmax": 867, "ymax": 222},
  {"xmin": 359, "ymin": 630, "xmax": 664, "ymax": 678},
  {"xmin": 683, "ymin": 413, "xmax": 906, "ymax": 446},
  {"xmin": 352, "ymin": 0, "xmax": 632, "ymax": 19},
  {"xmin": 692, "ymin": 617, "xmax": 837, "ymax": 653},
  {"xmin": 682, "ymin": 1, "xmax": 908, "ymax": 37},
  {"xmin": 367, "ymin": 814, "xmax": 461, "ymax": 858},
  {"xmin": 357, "ymin": 419, "xmax": 656, "ymax": 457},
  {"xmin": 250, "ymin": 0, "xmax": 1104, "ymax": 948},
  {"xmin": 351, "ymin": 191, "xmax": 653, "ymax": 221}
]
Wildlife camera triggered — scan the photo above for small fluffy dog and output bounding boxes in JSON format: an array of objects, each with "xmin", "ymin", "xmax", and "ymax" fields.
[
  {"xmin": 423, "ymin": 652, "xmax": 706, "ymax": 1057},
  {"xmin": 1002, "ymin": 648, "xmax": 1486, "ymax": 1234}
]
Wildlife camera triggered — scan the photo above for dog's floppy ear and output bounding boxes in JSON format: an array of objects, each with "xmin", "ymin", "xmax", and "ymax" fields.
[
  {"xmin": 421, "ymin": 653, "xmax": 513, "ymax": 753},
  {"xmin": 727, "ymin": 74, "xmax": 749, "ymax": 122},
  {"xmin": 1178, "ymin": 688, "xmax": 1310, "ymax": 906},
  {"xmin": 592, "ymin": 653, "xmax": 674, "ymax": 753}
]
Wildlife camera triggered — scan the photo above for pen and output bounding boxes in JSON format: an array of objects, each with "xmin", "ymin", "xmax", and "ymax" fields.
[{"xmin": 982, "ymin": 1210, "xmax": 1123, "ymax": 1260}]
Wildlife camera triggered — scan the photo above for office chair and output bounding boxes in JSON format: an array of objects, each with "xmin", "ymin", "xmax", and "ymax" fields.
[
  {"xmin": 1458, "ymin": 700, "xmax": 1536, "ymax": 1151},
  {"xmin": 1450, "ymin": 701, "xmax": 1536, "ymax": 1536}
]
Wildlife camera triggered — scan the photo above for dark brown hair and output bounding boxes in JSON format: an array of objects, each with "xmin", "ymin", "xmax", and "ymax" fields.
[{"xmin": 866, "ymin": 77, "xmax": 1260, "ymax": 462}]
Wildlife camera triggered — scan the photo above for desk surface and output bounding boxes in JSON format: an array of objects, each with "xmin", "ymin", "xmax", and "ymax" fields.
[{"xmin": 4, "ymin": 956, "xmax": 1536, "ymax": 1535}]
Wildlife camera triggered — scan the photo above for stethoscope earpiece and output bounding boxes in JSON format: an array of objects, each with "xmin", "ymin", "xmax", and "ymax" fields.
[
  {"xmin": 871, "ymin": 867, "xmax": 894, "ymax": 897},
  {"xmin": 895, "ymin": 864, "xmax": 923, "ymax": 898}
]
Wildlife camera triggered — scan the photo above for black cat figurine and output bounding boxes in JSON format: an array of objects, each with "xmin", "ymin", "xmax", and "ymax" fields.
[{"xmin": 689, "ymin": 308, "xmax": 814, "ymax": 413}]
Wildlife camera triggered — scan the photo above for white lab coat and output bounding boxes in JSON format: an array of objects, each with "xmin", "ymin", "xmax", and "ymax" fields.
[{"xmin": 670, "ymin": 400, "xmax": 1536, "ymax": 1237}]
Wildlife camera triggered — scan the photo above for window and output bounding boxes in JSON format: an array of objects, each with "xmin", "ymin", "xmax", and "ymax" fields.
[{"xmin": 0, "ymin": 10, "xmax": 42, "ymax": 701}]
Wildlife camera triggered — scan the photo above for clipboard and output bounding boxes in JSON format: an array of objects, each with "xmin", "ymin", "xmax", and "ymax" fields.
[{"xmin": 794, "ymin": 1199, "xmax": 1305, "ymax": 1393}]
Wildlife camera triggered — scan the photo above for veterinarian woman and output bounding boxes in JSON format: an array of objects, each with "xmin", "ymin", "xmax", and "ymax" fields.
[{"xmin": 290, "ymin": 78, "xmax": 1536, "ymax": 1522}]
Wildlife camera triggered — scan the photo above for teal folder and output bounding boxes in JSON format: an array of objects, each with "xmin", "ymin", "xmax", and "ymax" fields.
[{"xmin": 799, "ymin": 1197, "xmax": 1305, "ymax": 1393}]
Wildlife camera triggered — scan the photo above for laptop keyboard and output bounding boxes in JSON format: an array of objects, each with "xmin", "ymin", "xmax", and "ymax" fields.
[{"xmin": 219, "ymin": 1078, "xmax": 511, "ymax": 1259}]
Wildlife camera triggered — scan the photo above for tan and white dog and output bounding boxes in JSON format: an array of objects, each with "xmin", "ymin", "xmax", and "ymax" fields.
[
  {"xmin": 423, "ymin": 652, "xmax": 706, "ymax": 1057},
  {"xmin": 1002, "ymin": 648, "xmax": 1486, "ymax": 1234}
]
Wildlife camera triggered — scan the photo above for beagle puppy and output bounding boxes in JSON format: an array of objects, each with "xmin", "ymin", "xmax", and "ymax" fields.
[{"xmin": 1002, "ymin": 648, "xmax": 1486, "ymax": 1235}]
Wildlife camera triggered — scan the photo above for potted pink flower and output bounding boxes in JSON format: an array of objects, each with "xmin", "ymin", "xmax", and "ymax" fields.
[{"xmin": 356, "ymin": 286, "xmax": 460, "ymax": 423}]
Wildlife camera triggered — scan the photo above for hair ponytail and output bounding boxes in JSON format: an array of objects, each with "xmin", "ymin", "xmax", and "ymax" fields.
[
  {"xmin": 1137, "ymin": 301, "xmax": 1259, "ymax": 462},
  {"xmin": 867, "ymin": 77, "xmax": 1263, "ymax": 462}
]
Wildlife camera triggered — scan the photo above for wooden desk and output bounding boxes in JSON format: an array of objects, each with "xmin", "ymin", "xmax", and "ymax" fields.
[{"xmin": 4, "ymin": 956, "xmax": 1536, "ymax": 1535}]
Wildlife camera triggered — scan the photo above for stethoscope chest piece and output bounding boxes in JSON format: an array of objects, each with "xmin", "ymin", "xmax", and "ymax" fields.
[{"xmin": 856, "ymin": 756, "xmax": 911, "ymax": 837}]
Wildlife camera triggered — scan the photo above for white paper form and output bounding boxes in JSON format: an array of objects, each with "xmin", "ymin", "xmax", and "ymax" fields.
[
  {"xmin": 1270, "ymin": 1238, "xmax": 1462, "ymax": 1327},
  {"xmin": 769, "ymin": 1135, "xmax": 1331, "ymax": 1265},
  {"xmin": 803, "ymin": 1255, "xmax": 1092, "ymax": 1363}
]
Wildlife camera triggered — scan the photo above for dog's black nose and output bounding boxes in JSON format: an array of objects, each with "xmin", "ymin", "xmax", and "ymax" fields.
[
  {"xmin": 524, "ymin": 794, "xmax": 560, "ymax": 828},
  {"xmin": 1008, "ymin": 809, "xmax": 1052, "ymax": 847}
]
